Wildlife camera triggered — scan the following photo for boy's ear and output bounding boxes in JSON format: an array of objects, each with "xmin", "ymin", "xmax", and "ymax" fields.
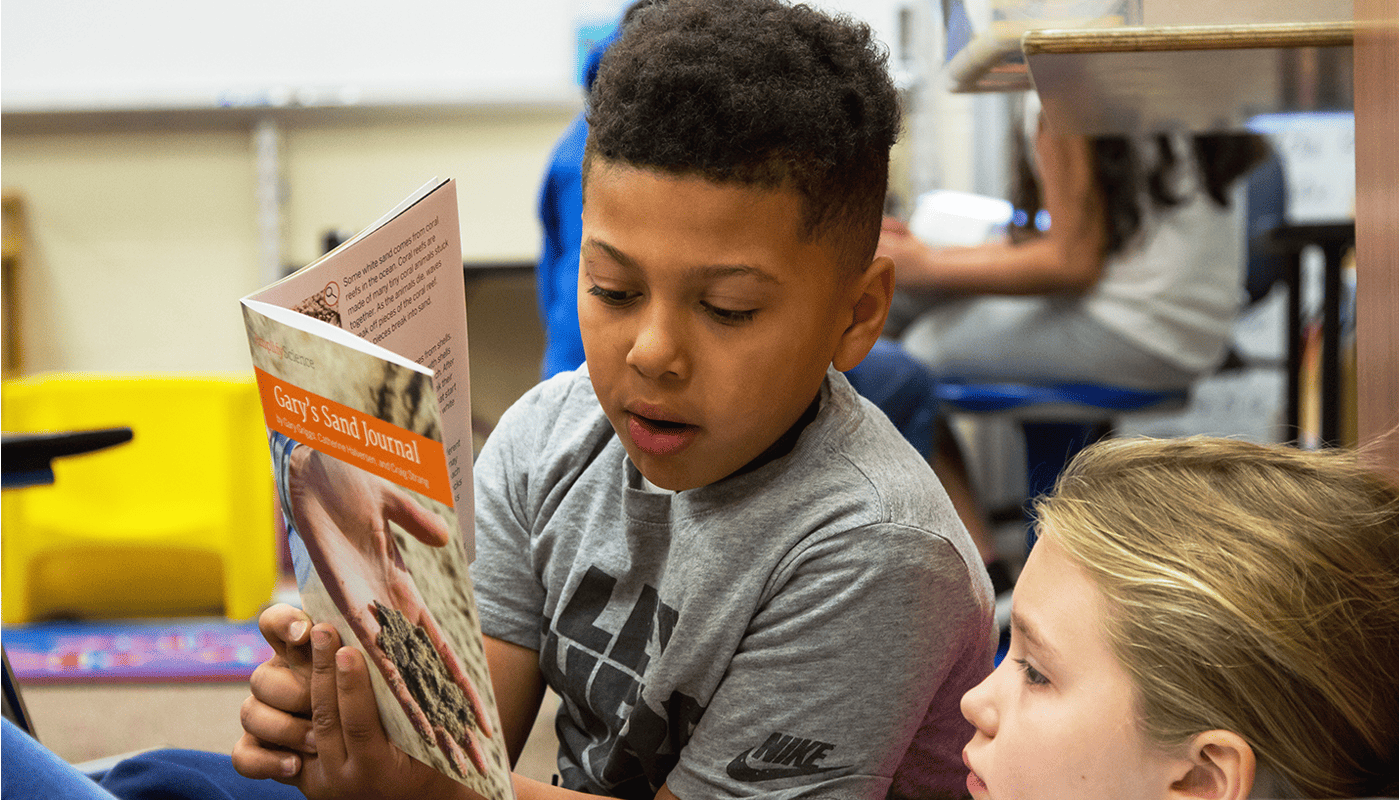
[
  {"xmin": 1167, "ymin": 731, "xmax": 1256, "ymax": 800},
  {"xmin": 831, "ymin": 255, "xmax": 895, "ymax": 372}
]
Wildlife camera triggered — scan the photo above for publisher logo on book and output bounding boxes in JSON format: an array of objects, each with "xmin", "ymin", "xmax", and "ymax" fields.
[{"xmin": 253, "ymin": 334, "xmax": 315, "ymax": 369}]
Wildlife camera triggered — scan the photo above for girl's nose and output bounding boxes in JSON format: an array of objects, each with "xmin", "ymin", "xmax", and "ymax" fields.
[{"xmin": 960, "ymin": 666, "xmax": 1000, "ymax": 737}]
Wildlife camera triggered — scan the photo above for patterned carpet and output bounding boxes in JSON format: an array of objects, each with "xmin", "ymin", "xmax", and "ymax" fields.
[{"xmin": 2, "ymin": 618, "xmax": 272, "ymax": 684}]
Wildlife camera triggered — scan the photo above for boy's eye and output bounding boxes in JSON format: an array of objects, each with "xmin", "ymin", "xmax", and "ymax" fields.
[
  {"xmin": 587, "ymin": 284, "xmax": 636, "ymax": 306},
  {"xmin": 702, "ymin": 302, "xmax": 757, "ymax": 324},
  {"xmin": 1014, "ymin": 658, "xmax": 1050, "ymax": 687}
]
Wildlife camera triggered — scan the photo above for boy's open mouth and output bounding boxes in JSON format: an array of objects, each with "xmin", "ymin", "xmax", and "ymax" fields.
[{"xmin": 627, "ymin": 412, "xmax": 698, "ymax": 456}]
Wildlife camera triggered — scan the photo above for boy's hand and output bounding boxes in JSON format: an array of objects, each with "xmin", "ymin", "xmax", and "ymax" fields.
[
  {"xmin": 233, "ymin": 603, "xmax": 317, "ymax": 781},
  {"xmin": 295, "ymin": 622, "xmax": 470, "ymax": 800}
]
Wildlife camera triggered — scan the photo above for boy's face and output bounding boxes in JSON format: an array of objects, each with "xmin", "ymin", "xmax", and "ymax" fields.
[{"xmin": 579, "ymin": 160, "xmax": 873, "ymax": 491}]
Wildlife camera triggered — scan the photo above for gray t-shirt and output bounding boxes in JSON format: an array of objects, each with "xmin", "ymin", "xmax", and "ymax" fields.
[{"xmin": 472, "ymin": 366, "xmax": 994, "ymax": 800}]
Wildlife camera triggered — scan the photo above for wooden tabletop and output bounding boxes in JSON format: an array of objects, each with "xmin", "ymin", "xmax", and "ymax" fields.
[
  {"xmin": 947, "ymin": 19, "xmax": 1355, "ymax": 134},
  {"xmin": 1021, "ymin": 21, "xmax": 1352, "ymax": 55},
  {"xmin": 1025, "ymin": 21, "xmax": 1354, "ymax": 135}
]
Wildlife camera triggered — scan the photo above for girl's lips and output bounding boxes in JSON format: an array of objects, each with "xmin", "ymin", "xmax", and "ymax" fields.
[
  {"xmin": 963, "ymin": 751, "xmax": 988, "ymax": 798},
  {"xmin": 627, "ymin": 412, "xmax": 698, "ymax": 456}
]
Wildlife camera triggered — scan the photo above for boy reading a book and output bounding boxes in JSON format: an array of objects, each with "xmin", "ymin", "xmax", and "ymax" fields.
[{"xmin": 234, "ymin": 2, "xmax": 995, "ymax": 799}]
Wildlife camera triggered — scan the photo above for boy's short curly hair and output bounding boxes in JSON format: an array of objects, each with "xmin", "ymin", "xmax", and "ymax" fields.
[{"xmin": 585, "ymin": 0, "xmax": 900, "ymax": 269}]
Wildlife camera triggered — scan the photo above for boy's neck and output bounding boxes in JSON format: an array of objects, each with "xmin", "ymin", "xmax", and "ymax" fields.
[{"xmin": 733, "ymin": 391, "xmax": 822, "ymax": 479}]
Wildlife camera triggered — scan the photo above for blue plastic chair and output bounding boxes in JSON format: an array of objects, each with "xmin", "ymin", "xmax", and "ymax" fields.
[
  {"xmin": 935, "ymin": 379, "xmax": 1189, "ymax": 542},
  {"xmin": 846, "ymin": 342, "xmax": 1189, "ymax": 534}
]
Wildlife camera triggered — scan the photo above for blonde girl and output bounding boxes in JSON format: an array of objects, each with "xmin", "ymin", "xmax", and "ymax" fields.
[{"xmin": 962, "ymin": 436, "xmax": 1397, "ymax": 800}]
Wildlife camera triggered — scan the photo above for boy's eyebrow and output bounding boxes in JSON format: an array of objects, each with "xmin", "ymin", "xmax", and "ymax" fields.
[
  {"xmin": 584, "ymin": 237, "xmax": 780, "ymax": 284},
  {"xmin": 584, "ymin": 238, "xmax": 638, "ymax": 270}
]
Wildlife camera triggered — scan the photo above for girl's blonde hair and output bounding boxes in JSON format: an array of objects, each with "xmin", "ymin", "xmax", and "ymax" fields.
[{"xmin": 1034, "ymin": 436, "xmax": 1398, "ymax": 799}]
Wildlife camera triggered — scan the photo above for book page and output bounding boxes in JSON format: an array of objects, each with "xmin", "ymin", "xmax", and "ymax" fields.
[{"xmin": 246, "ymin": 178, "xmax": 474, "ymax": 547}]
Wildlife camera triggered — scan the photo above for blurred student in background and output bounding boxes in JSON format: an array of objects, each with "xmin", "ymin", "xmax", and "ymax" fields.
[
  {"xmin": 536, "ymin": 3, "xmax": 653, "ymax": 379},
  {"xmin": 857, "ymin": 100, "xmax": 1269, "ymax": 564},
  {"xmin": 881, "ymin": 99, "xmax": 1270, "ymax": 391}
]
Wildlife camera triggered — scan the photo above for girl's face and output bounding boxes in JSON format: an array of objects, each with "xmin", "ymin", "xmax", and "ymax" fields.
[{"xmin": 959, "ymin": 534, "xmax": 1191, "ymax": 800}]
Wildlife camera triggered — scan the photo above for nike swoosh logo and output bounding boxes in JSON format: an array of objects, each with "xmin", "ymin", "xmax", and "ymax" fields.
[{"xmin": 725, "ymin": 749, "xmax": 846, "ymax": 782}]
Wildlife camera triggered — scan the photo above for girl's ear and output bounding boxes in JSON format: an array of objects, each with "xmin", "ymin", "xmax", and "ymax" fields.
[
  {"xmin": 831, "ymin": 255, "xmax": 894, "ymax": 373},
  {"xmin": 1168, "ymin": 730, "xmax": 1256, "ymax": 800}
]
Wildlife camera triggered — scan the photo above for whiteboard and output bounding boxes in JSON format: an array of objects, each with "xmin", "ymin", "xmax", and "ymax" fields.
[
  {"xmin": 1, "ymin": 0, "xmax": 588, "ymax": 112},
  {"xmin": 1, "ymin": 0, "xmax": 906, "ymax": 113}
]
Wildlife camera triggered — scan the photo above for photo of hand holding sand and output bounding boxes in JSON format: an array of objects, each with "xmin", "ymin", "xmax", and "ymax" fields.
[{"xmin": 284, "ymin": 443, "xmax": 492, "ymax": 779}]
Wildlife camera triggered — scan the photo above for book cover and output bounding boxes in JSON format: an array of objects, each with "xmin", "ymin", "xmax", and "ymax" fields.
[{"xmin": 240, "ymin": 178, "xmax": 512, "ymax": 799}]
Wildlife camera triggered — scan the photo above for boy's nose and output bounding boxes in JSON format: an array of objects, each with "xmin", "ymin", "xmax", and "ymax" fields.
[
  {"xmin": 959, "ymin": 668, "xmax": 999, "ymax": 737},
  {"xmin": 627, "ymin": 306, "xmax": 687, "ymax": 379}
]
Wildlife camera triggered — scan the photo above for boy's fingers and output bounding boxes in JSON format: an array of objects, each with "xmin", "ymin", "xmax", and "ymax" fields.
[
  {"xmin": 240, "ymin": 694, "xmax": 316, "ymax": 754},
  {"xmin": 258, "ymin": 603, "xmax": 313, "ymax": 665},
  {"xmin": 308, "ymin": 624, "xmax": 348, "ymax": 768},
  {"xmin": 231, "ymin": 732, "xmax": 303, "ymax": 782},
  {"xmin": 248, "ymin": 659, "xmax": 311, "ymax": 716},
  {"xmin": 334, "ymin": 645, "xmax": 394, "ymax": 759}
]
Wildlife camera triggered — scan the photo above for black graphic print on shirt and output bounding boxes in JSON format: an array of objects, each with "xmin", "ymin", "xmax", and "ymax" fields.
[{"xmin": 540, "ymin": 565, "xmax": 703, "ymax": 800}]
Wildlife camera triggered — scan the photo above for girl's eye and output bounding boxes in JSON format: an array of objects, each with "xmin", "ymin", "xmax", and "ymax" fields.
[
  {"xmin": 1014, "ymin": 658, "xmax": 1050, "ymax": 687},
  {"xmin": 702, "ymin": 302, "xmax": 757, "ymax": 324},
  {"xmin": 587, "ymin": 284, "xmax": 635, "ymax": 305}
]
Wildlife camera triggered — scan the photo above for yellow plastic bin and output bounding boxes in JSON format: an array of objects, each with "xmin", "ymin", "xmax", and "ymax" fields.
[{"xmin": 2, "ymin": 373, "xmax": 276, "ymax": 622}]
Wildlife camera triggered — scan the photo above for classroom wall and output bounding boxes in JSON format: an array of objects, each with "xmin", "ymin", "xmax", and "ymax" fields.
[
  {"xmin": 2, "ymin": 106, "xmax": 575, "ymax": 425},
  {"xmin": 0, "ymin": 0, "xmax": 916, "ymax": 429},
  {"xmin": 0, "ymin": 101, "xmax": 978, "ymax": 435}
]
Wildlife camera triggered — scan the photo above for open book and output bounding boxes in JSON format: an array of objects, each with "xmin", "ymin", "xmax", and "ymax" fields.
[{"xmin": 240, "ymin": 178, "xmax": 513, "ymax": 798}]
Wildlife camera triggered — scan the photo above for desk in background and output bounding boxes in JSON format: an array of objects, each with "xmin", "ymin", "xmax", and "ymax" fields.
[
  {"xmin": 950, "ymin": 15, "xmax": 1360, "ymax": 448},
  {"xmin": 1260, "ymin": 223, "xmax": 1355, "ymax": 447}
]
